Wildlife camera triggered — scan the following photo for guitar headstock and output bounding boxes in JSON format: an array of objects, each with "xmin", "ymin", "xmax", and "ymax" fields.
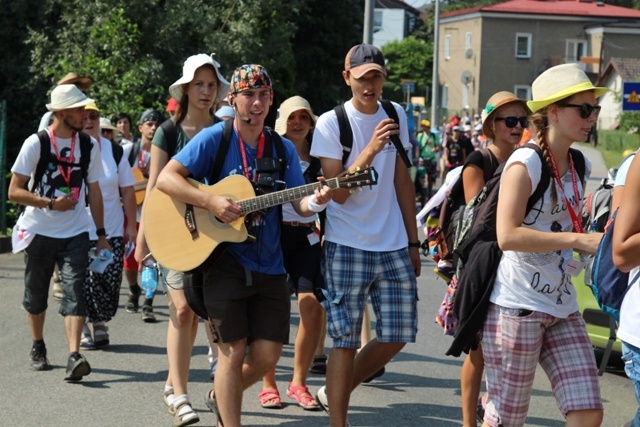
[{"xmin": 337, "ymin": 167, "xmax": 378, "ymax": 190}]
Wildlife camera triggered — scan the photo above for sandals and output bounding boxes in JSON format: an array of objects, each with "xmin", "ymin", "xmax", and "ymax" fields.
[
  {"xmin": 287, "ymin": 383, "xmax": 320, "ymax": 410},
  {"xmin": 164, "ymin": 388, "xmax": 175, "ymax": 415},
  {"xmin": 172, "ymin": 399, "xmax": 199, "ymax": 427},
  {"xmin": 80, "ymin": 333, "xmax": 95, "ymax": 350},
  {"xmin": 93, "ymin": 324, "xmax": 109, "ymax": 349},
  {"xmin": 205, "ymin": 389, "xmax": 224, "ymax": 427},
  {"xmin": 309, "ymin": 354, "xmax": 327, "ymax": 375},
  {"xmin": 258, "ymin": 388, "xmax": 282, "ymax": 409}
]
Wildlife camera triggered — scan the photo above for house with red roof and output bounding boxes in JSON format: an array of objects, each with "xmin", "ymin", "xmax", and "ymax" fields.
[{"xmin": 437, "ymin": 0, "xmax": 640, "ymax": 125}]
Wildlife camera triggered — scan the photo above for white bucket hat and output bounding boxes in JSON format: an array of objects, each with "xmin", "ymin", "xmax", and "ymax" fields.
[
  {"xmin": 527, "ymin": 63, "xmax": 607, "ymax": 113},
  {"xmin": 169, "ymin": 54, "xmax": 230, "ymax": 105},
  {"xmin": 46, "ymin": 84, "xmax": 94, "ymax": 112},
  {"xmin": 99, "ymin": 117, "xmax": 118, "ymax": 131},
  {"xmin": 274, "ymin": 96, "xmax": 316, "ymax": 136}
]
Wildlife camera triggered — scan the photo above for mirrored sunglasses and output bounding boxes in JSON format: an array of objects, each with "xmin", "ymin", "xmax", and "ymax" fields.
[{"xmin": 494, "ymin": 116, "xmax": 528, "ymax": 128}]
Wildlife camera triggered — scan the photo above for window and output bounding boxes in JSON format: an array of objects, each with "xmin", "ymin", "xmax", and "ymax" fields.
[
  {"xmin": 465, "ymin": 32, "xmax": 472, "ymax": 51},
  {"xmin": 374, "ymin": 11, "xmax": 383, "ymax": 32},
  {"xmin": 515, "ymin": 33, "xmax": 532, "ymax": 58},
  {"xmin": 566, "ymin": 39, "xmax": 587, "ymax": 63},
  {"xmin": 442, "ymin": 85, "xmax": 448, "ymax": 109},
  {"xmin": 514, "ymin": 85, "xmax": 531, "ymax": 101},
  {"xmin": 462, "ymin": 83, "xmax": 469, "ymax": 110},
  {"xmin": 444, "ymin": 35, "xmax": 451, "ymax": 60}
]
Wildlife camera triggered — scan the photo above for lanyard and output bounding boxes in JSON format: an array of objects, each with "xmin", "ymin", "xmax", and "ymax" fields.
[
  {"xmin": 547, "ymin": 148, "xmax": 583, "ymax": 233},
  {"xmin": 236, "ymin": 123, "xmax": 265, "ymax": 181},
  {"xmin": 48, "ymin": 126, "xmax": 76, "ymax": 188}
]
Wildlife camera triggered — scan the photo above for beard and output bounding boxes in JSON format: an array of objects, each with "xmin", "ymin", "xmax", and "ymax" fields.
[{"xmin": 63, "ymin": 116, "xmax": 85, "ymax": 132}]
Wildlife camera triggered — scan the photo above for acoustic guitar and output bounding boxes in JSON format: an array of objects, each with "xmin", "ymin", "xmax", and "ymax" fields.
[
  {"xmin": 143, "ymin": 167, "xmax": 378, "ymax": 272},
  {"xmin": 131, "ymin": 168, "xmax": 148, "ymax": 205}
]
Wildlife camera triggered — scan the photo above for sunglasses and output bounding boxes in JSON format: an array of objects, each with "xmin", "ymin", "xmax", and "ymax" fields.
[
  {"xmin": 88, "ymin": 113, "xmax": 100, "ymax": 120},
  {"xmin": 558, "ymin": 103, "xmax": 601, "ymax": 119},
  {"xmin": 494, "ymin": 116, "xmax": 528, "ymax": 128}
]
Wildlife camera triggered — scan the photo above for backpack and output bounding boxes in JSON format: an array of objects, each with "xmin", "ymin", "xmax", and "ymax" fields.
[
  {"xmin": 178, "ymin": 118, "xmax": 288, "ymax": 320},
  {"xmin": 590, "ymin": 211, "xmax": 640, "ymax": 322},
  {"xmin": 334, "ymin": 99, "xmax": 412, "ymax": 168},
  {"xmin": 446, "ymin": 144, "xmax": 586, "ymax": 356},
  {"xmin": 111, "ymin": 140, "xmax": 124, "ymax": 171}
]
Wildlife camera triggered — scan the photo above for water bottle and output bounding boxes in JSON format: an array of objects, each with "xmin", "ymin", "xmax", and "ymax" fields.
[{"xmin": 141, "ymin": 258, "xmax": 158, "ymax": 299}]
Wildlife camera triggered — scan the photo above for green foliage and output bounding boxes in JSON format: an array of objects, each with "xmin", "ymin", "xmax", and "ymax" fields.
[
  {"xmin": 619, "ymin": 112, "xmax": 640, "ymax": 133},
  {"xmin": 382, "ymin": 37, "xmax": 433, "ymax": 103}
]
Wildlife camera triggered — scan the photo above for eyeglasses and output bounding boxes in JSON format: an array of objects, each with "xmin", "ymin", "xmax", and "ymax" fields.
[
  {"xmin": 558, "ymin": 103, "xmax": 601, "ymax": 119},
  {"xmin": 494, "ymin": 116, "xmax": 528, "ymax": 128},
  {"xmin": 88, "ymin": 113, "xmax": 100, "ymax": 120}
]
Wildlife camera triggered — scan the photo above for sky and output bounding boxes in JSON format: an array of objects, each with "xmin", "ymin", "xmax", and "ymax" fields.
[{"xmin": 405, "ymin": 0, "xmax": 429, "ymax": 8}]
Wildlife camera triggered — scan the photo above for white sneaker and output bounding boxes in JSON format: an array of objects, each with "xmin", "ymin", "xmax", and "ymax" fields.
[{"xmin": 316, "ymin": 385, "xmax": 329, "ymax": 414}]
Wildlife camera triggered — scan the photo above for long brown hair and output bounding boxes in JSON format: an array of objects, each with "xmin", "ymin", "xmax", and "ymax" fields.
[{"xmin": 172, "ymin": 64, "xmax": 217, "ymax": 126}]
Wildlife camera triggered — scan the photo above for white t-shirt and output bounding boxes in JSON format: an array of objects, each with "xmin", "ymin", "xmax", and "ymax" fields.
[
  {"xmin": 490, "ymin": 146, "xmax": 593, "ymax": 318},
  {"xmin": 85, "ymin": 137, "xmax": 136, "ymax": 239},
  {"xmin": 12, "ymin": 132, "xmax": 104, "ymax": 238},
  {"xmin": 618, "ymin": 267, "xmax": 640, "ymax": 348},
  {"xmin": 282, "ymin": 159, "xmax": 316, "ymax": 224},
  {"xmin": 310, "ymin": 99, "xmax": 411, "ymax": 251}
]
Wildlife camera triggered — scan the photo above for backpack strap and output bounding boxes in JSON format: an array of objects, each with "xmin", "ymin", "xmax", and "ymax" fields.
[
  {"xmin": 127, "ymin": 141, "xmax": 140, "ymax": 167},
  {"xmin": 265, "ymin": 127, "xmax": 287, "ymax": 179},
  {"xmin": 111, "ymin": 140, "xmax": 124, "ymax": 172},
  {"xmin": 78, "ymin": 132, "xmax": 92, "ymax": 184},
  {"xmin": 479, "ymin": 148, "xmax": 498, "ymax": 183},
  {"xmin": 34, "ymin": 130, "xmax": 51, "ymax": 192},
  {"xmin": 333, "ymin": 103, "xmax": 353, "ymax": 166},
  {"xmin": 160, "ymin": 119, "xmax": 179, "ymax": 157},
  {"xmin": 210, "ymin": 118, "xmax": 234, "ymax": 184},
  {"xmin": 522, "ymin": 143, "xmax": 551, "ymax": 214},
  {"xmin": 379, "ymin": 99, "xmax": 412, "ymax": 168}
]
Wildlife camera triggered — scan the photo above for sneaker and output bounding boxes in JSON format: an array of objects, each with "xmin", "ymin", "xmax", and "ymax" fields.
[
  {"xmin": 64, "ymin": 352, "xmax": 91, "ymax": 382},
  {"xmin": 141, "ymin": 305, "xmax": 156, "ymax": 323},
  {"xmin": 30, "ymin": 345, "xmax": 52, "ymax": 371},
  {"xmin": 125, "ymin": 293, "xmax": 140, "ymax": 313},
  {"xmin": 80, "ymin": 333, "xmax": 96, "ymax": 350},
  {"xmin": 363, "ymin": 366, "xmax": 385, "ymax": 383},
  {"xmin": 316, "ymin": 386, "xmax": 329, "ymax": 414}
]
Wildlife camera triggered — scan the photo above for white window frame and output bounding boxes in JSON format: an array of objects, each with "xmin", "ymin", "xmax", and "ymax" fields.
[
  {"xmin": 444, "ymin": 35, "xmax": 451, "ymax": 60},
  {"xmin": 441, "ymin": 84, "xmax": 449, "ymax": 109},
  {"xmin": 374, "ymin": 10, "xmax": 383, "ymax": 32},
  {"xmin": 514, "ymin": 85, "xmax": 531, "ymax": 101},
  {"xmin": 566, "ymin": 39, "xmax": 587, "ymax": 63},
  {"xmin": 515, "ymin": 33, "xmax": 532, "ymax": 59},
  {"xmin": 462, "ymin": 83, "xmax": 469, "ymax": 110},
  {"xmin": 465, "ymin": 32, "xmax": 472, "ymax": 51}
]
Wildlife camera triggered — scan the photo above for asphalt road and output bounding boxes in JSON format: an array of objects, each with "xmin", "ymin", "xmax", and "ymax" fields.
[{"xmin": 0, "ymin": 144, "xmax": 636, "ymax": 427}]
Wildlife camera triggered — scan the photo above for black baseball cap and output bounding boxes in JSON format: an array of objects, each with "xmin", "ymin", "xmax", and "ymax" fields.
[{"xmin": 344, "ymin": 44, "xmax": 387, "ymax": 78}]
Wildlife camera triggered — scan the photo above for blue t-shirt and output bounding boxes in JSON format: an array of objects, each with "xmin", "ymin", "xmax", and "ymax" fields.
[{"xmin": 173, "ymin": 121, "xmax": 305, "ymax": 274}]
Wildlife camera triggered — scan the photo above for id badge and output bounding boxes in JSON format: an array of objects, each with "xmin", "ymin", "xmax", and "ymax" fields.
[
  {"xmin": 566, "ymin": 259, "xmax": 585, "ymax": 276},
  {"xmin": 307, "ymin": 230, "xmax": 320, "ymax": 246}
]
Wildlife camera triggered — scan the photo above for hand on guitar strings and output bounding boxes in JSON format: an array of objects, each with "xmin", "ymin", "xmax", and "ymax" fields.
[{"xmin": 209, "ymin": 194, "xmax": 242, "ymax": 224}]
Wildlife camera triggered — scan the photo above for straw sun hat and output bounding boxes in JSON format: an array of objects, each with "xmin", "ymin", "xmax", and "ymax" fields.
[
  {"xmin": 274, "ymin": 96, "xmax": 316, "ymax": 136},
  {"xmin": 481, "ymin": 91, "xmax": 528, "ymax": 140},
  {"xmin": 527, "ymin": 63, "xmax": 607, "ymax": 113}
]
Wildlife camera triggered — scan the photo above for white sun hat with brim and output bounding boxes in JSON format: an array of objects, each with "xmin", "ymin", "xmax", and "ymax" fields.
[
  {"xmin": 169, "ymin": 53, "xmax": 230, "ymax": 105},
  {"xmin": 274, "ymin": 96, "xmax": 317, "ymax": 136},
  {"xmin": 46, "ymin": 84, "xmax": 94, "ymax": 112},
  {"xmin": 99, "ymin": 117, "xmax": 118, "ymax": 131},
  {"xmin": 527, "ymin": 63, "xmax": 607, "ymax": 113}
]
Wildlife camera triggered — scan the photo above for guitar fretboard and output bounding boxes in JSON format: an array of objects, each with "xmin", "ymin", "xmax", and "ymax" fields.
[{"xmin": 238, "ymin": 177, "xmax": 342, "ymax": 214}]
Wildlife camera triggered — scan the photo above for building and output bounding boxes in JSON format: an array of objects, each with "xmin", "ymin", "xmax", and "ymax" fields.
[
  {"xmin": 597, "ymin": 57, "xmax": 640, "ymax": 130},
  {"xmin": 438, "ymin": 0, "xmax": 640, "ymax": 123},
  {"xmin": 373, "ymin": 0, "xmax": 423, "ymax": 47}
]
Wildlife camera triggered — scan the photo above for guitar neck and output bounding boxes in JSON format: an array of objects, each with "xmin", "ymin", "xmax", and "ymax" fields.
[{"xmin": 238, "ymin": 177, "xmax": 339, "ymax": 214}]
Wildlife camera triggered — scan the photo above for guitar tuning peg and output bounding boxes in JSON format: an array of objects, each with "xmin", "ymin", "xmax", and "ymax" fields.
[
  {"xmin": 355, "ymin": 166, "xmax": 361, "ymax": 171},
  {"xmin": 358, "ymin": 187, "xmax": 364, "ymax": 192},
  {"xmin": 349, "ymin": 189, "xmax": 355, "ymax": 194}
]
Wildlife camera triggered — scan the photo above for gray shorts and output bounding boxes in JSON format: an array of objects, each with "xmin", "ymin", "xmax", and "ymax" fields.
[
  {"xmin": 159, "ymin": 265, "xmax": 184, "ymax": 292},
  {"xmin": 24, "ymin": 233, "xmax": 89, "ymax": 316}
]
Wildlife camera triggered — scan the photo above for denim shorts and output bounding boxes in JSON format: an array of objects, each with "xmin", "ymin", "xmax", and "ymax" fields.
[
  {"xmin": 622, "ymin": 340, "xmax": 640, "ymax": 427},
  {"xmin": 24, "ymin": 233, "xmax": 89, "ymax": 316}
]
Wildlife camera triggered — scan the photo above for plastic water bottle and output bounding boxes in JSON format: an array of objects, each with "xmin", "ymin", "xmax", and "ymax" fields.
[{"xmin": 141, "ymin": 258, "xmax": 158, "ymax": 299}]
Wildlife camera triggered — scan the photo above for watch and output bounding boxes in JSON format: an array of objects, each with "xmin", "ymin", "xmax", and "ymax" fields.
[
  {"xmin": 408, "ymin": 241, "xmax": 421, "ymax": 248},
  {"xmin": 96, "ymin": 228, "xmax": 107, "ymax": 237},
  {"xmin": 47, "ymin": 198, "xmax": 55, "ymax": 210}
]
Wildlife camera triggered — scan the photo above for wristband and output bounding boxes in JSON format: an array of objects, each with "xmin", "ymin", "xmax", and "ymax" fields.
[
  {"xmin": 96, "ymin": 228, "xmax": 107, "ymax": 237},
  {"xmin": 408, "ymin": 241, "xmax": 421, "ymax": 248},
  {"xmin": 307, "ymin": 194, "xmax": 330, "ymax": 213},
  {"xmin": 47, "ymin": 198, "xmax": 55, "ymax": 210}
]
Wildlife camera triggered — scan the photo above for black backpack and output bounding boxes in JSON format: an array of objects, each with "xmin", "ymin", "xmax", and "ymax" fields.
[
  {"xmin": 333, "ymin": 99, "xmax": 412, "ymax": 168},
  {"xmin": 446, "ymin": 144, "xmax": 585, "ymax": 356}
]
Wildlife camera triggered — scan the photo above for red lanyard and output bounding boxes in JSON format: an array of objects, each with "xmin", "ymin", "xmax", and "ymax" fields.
[
  {"xmin": 547, "ymin": 148, "xmax": 583, "ymax": 233},
  {"xmin": 48, "ymin": 126, "xmax": 76, "ymax": 188},
  {"xmin": 236, "ymin": 123, "xmax": 265, "ymax": 181}
]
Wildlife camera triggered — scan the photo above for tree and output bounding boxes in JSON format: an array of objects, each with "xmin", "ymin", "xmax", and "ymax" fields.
[{"xmin": 382, "ymin": 36, "xmax": 433, "ymax": 104}]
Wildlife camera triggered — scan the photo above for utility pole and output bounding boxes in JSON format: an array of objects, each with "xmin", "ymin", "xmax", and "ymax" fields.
[
  {"xmin": 431, "ymin": 0, "xmax": 440, "ymax": 128},
  {"xmin": 363, "ymin": 0, "xmax": 375, "ymax": 44}
]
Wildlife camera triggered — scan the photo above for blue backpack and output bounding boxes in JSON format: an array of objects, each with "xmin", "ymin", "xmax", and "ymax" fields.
[{"xmin": 590, "ymin": 209, "xmax": 640, "ymax": 321}]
